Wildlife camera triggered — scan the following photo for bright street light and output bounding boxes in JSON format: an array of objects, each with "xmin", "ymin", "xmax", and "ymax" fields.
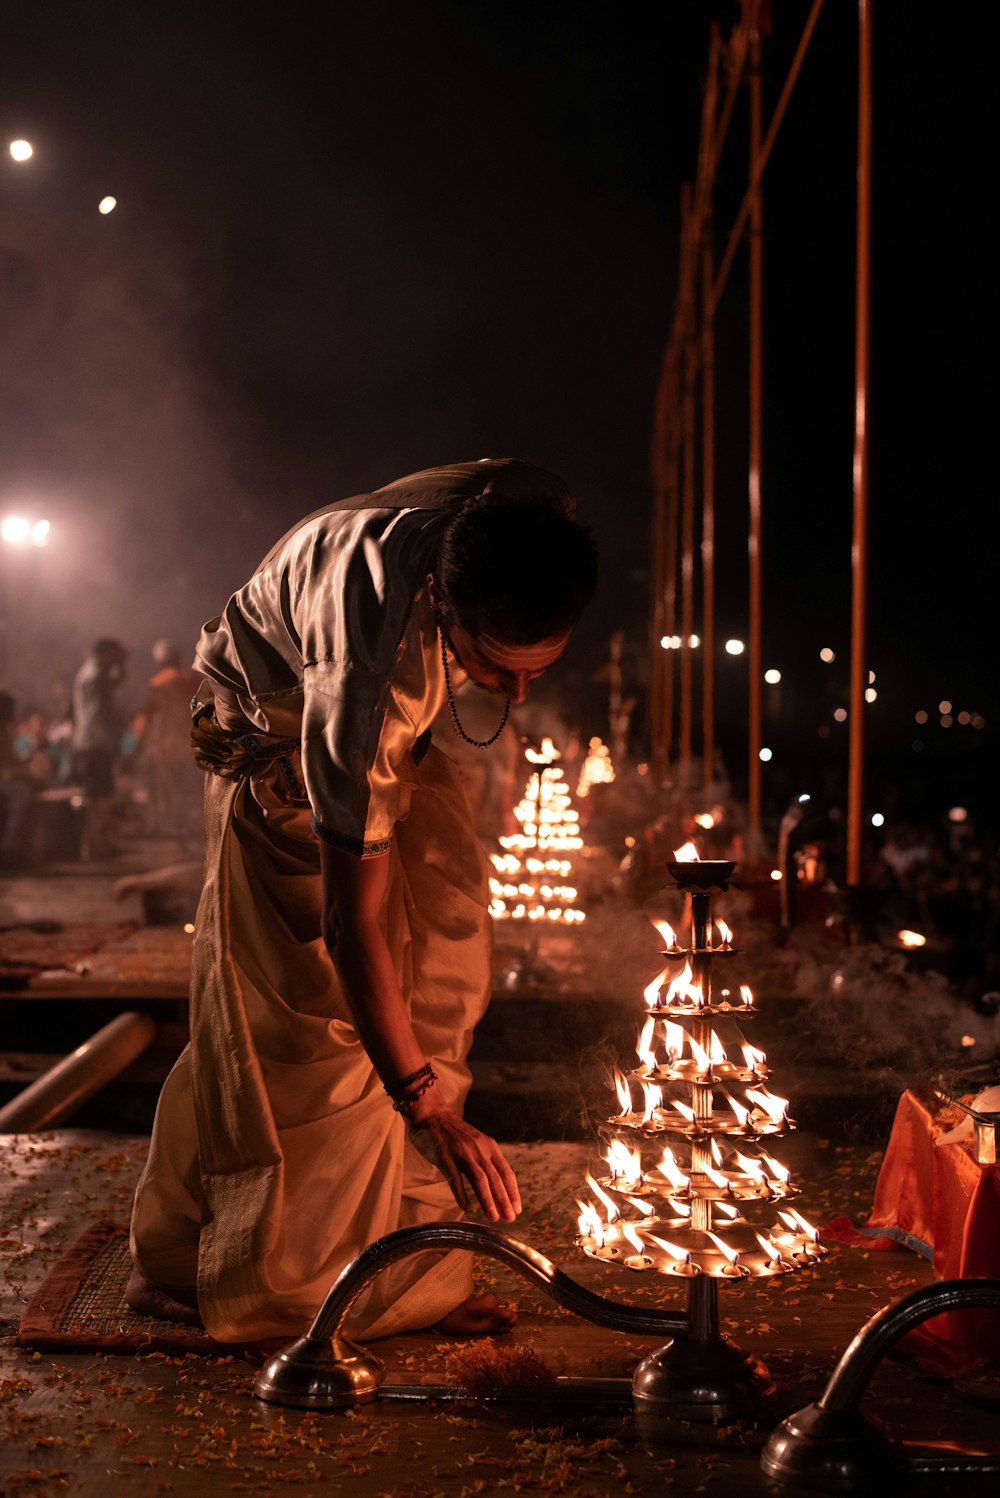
[
  {"xmin": 2, "ymin": 515, "xmax": 51, "ymax": 547},
  {"xmin": 9, "ymin": 139, "xmax": 33, "ymax": 162}
]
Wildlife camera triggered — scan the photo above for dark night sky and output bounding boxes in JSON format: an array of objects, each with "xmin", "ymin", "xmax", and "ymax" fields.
[{"xmin": 0, "ymin": 1, "xmax": 994, "ymax": 805}]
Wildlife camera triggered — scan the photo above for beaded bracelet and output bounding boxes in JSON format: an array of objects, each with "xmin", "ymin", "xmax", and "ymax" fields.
[
  {"xmin": 391, "ymin": 1073, "xmax": 438, "ymax": 1115},
  {"xmin": 384, "ymin": 1061, "xmax": 434, "ymax": 1103}
]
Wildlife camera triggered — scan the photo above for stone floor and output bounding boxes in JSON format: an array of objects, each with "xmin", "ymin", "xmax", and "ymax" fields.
[{"xmin": 2, "ymin": 1129, "xmax": 998, "ymax": 1497}]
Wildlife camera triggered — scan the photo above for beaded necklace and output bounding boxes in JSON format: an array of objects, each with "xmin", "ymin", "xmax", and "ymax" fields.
[{"xmin": 438, "ymin": 622, "xmax": 510, "ymax": 749}]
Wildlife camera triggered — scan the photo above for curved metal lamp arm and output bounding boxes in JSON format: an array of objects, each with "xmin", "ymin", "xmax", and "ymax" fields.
[
  {"xmin": 762, "ymin": 1278, "xmax": 1000, "ymax": 1490},
  {"xmin": 821, "ymin": 1277, "xmax": 1000, "ymax": 1413},
  {"xmin": 308, "ymin": 1220, "xmax": 688, "ymax": 1341}
]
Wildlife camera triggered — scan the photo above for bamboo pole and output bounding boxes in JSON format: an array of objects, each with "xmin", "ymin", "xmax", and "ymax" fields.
[
  {"xmin": 700, "ymin": 32, "xmax": 720, "ymax": 790},
  {"xmin": 711, "ymin": 0, "xmax": 827, "ymax": 320},
  {"xmin": 679, "ymin": 185, "xmax": 697, "ymax": 786},
  {"xmin": 747, "ymin": 18, "xmax": 764, "ymax": 851},
  {"xmin": 847, "ymin": 0, "xmax": 872, "ymax": 887}
]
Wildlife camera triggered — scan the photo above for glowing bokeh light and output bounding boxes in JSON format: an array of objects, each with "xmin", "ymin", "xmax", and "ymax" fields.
[
  {"xmin": 725, "ymin": 638, "xmax": 745, "ymax": 656},
  {"xmin": 1, "ymin": 515, "xmax": 31, "ymax": 544},
  {"xmin": 9, "ymin": 139, "xmax": 33, "ymax": 162},
  {"xmin": 820, "ymin": 647, "xmax": 835, "ymax": 663},
  {"xmin": 948, "ymin": 806, "xmax": 968, "ymax": 823},
  {"xmin": 834, "ymin": 707, "xmax": 847, "ymax": 723},
  {"xmin": 915, "ymin": 710, "xmax": 928, "ymax": 724},
  {"xmin": 864, "ymin": 687, "xmax": 877, "ymax": 703},
  {"xmin": 939, "ymin": 700, "xmax": 952, "ymax": 714},
  {"xmin": 759, "ymin": 747, "xmax": 773, "ymax": 762},
  {"xmin": 764, "ymin": 668, "xmax": 782, "ymax": 684},
  {"xmin": 98, "ymin": 195, "xmax": 118, "ymax": 215},
  {"xmin": 871, "ymin": 812, "xmax": 885, "ymax": 828}
]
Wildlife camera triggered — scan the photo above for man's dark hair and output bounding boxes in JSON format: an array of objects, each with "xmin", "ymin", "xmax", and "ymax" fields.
[{"xmin": 437, "ymin": 497, "xmax": 597, "ymax": 643}]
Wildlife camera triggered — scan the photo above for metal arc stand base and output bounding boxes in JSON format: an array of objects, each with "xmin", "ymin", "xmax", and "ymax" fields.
[
  {"xmin": 761, "ymin": 1279, "xmax": 1000, "ymax": 1492},
  {"xmin": 255, "ymin": 1221, "xmax": 769, "ymax": 1425},
  {"xmin": 633, "ymin": 1272, "xmax": 773, "ymax": 1426}
]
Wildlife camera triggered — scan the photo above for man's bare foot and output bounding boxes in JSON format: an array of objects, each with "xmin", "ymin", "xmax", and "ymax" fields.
[
  {"xmin": 434, "ymin": 1293, "xmax": 517, "ymax": 1337},
  {"xmin": 125, "ymin": 1271, "xmax": 203, "ymax": 1327}
]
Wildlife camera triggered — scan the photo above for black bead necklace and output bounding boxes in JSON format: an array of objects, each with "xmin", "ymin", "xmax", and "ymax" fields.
[{"xmin": 438, "ymin": 621, "xmax": 510, "ymax": 748}]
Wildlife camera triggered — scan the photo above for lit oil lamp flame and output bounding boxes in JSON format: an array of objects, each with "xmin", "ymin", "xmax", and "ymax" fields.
[
  {"xmin": 756, "ymin": 1231, "xmax": 782, "ymax": 1264},
  {"xmin": 762, "ymin": 1152, "xmax": 791, "ymax": 1184},
  {"xmin": 715, "ymin": 919, "xmax": 733, "ymax": 948},
  {"xmin": 746, "ymin": 1088, "xmax": 790, "ymax": 1124},
  {"xmin": 688, "ymin": 1033, "xmax": 713, "ymax": 1077},
  {"xmin": 664, "ymin": 1020, "xmax": 685, "ymax": 1063},
  {"xmin": 525, "ymin": 736, "xmax": 560, "ymax": 764},
  {"xmin": 709, "ymin": 1030, "xmax": 727, "ymax": 1065},
  {"xmin": 649, "ymin": 1233, "xmax": 693, "ymax": 1265},
  {"xmin": 707, "ymin": 1230, "xmax": 741, "ymax": 1267},
  {"xmin": 714, "ymin": 1199, "xmax": 740, "ymax": 1219},
  {"xmin": 733, "ymin": 1149, "xmax": 766, "ymax": 1181},
  {"xmin": 672, "ymin": 1098, "xmax": 697, "ymax": 1124},
  {"xmin": 701, "ymin": 1160, "xmax": 729, "ymax": 1190},
  {"xmin": 740, "ymin": 1040, "xmax": 767, "ymax": 1075},
  {"xmin": 724, "ymin": 1091, "xmax": 750, "ymax": 1128},
  {"xmin": 624, "ymin": 1194, "xmax": 656, "ymax": 1218},
  {"xmin": 587, "ymin": 1172, "xmax": 620, "ymax": 1224},
  {"xmin": 643, "ymin": 966, "xmax": 669, "ymax": 1009},
  {"xmin": 898, "ymin": 929, "xmax": 927, "ymax": 948},
  {"xmin": 784, "ymin": 1206, "xmax": 820, "ymax": 1242},
  {"xmin": 710, "ymin": 1137, "xmax": 725, "ymax": 1166},
  {"xmin": 577, "ymin": 1200, "xmax": 604, "ymax": 1243},
  {"xmin": 621, "ymin": 1221, "xmax": 646, "ymax": 1255},
  {"xmin": 641, "ymin": 1082, "xmax": 662, "ymax": 1121},
  {"xmin": 605, "ymin": 1139, "xmax": 644, "ymax": 1188},
  {"xmin": 673, "ymin": 841, "xmax": 700, "ymax": 861},
  {"xmin": 652, "ymin": 918, "xmax": 678, "ymax": 949},
  {"xmin": 694, "ymin": 812, "xmax": 716, "ymax": 829},
  {"xmin": 656, "ymin": 1145, "xmax": 691, "ymax": 1192},
  {"xmin": 613, "ymin": 1070, "xmax": 632, "ymax": 1116},
  {"xmin": 740, "ymin": 984, "xmax": 754, "ymax": 1008},
  {"xmin": 636, "ymin": 1015, "xmax": 658, "ymax": 1070}
]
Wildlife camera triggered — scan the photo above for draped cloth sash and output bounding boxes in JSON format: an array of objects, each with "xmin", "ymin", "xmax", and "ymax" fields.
[{"xmin": 129, "ymin": 692, "xmax": 491, "ymax": 1341}]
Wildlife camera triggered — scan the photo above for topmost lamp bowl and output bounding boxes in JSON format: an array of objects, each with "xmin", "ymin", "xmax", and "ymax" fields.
[{"xmin": 666, "ymin": 860, "xmax": 737, "ymax": 891}]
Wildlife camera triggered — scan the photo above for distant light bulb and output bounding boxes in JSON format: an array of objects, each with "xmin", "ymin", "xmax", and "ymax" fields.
[
  {"xmin": 834, "ymin": 707, "xmax": 847, "ymax": 723},
  {"xmin": 871, "ymin": 812, "xmax": 885, "ymax": 828},
  {"xmin": 9, "ymin": 139, "xmax": 33, "ymax": 162},
  {"xmin": 98, "ymin": 195, "xmax": 117, "ymax": 214},
  {"xmin": 820, "ymin": 647, "xmax": 835, "ymax": 663},
  {"xmin": 1, "ymin": 515, "xmax": 30, "ymax": 544},
  {"xmin": 764, "ymin": 669, "xmax": 782, "ymax": 684},
  {"xmin": 759, "ymin": 747, "xmax": 773, "ymax": 762},
  {"xmin": 770, "ymin": 869, "xmax": 783, "ymax": 881},
  {"xmin": 725, "ymin": 638, "xmax": 745, "ymax": 656}
]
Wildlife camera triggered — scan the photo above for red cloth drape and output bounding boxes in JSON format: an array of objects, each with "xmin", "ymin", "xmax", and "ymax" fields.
[{"xmin": 824, "ymin": 1090, "xmax": 1000, "ymax": 1376}]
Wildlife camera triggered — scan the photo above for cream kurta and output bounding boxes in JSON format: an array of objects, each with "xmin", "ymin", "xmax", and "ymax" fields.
[{"xmin": 129, "ymin": 460, "xmax": 571, "ymax": 1342}]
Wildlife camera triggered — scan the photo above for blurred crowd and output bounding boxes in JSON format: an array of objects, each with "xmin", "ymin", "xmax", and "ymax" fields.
[{"xmin": 0, "ymin": 636, "xmax": 203, "ymax": 869}]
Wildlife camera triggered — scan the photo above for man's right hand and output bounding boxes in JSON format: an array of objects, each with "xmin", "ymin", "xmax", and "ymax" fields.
[{"xmin": 406, "ymin": 1101, "xmax": 522, "ymax": 1224}]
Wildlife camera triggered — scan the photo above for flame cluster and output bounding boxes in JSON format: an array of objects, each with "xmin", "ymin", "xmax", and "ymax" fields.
[
  {"xmin": 575, "ymin": 736, "xmax": 615, "ymax": 798},
  {"xmin": 489, "ymin": 741, "xmax": 585, "ymax": 923}
]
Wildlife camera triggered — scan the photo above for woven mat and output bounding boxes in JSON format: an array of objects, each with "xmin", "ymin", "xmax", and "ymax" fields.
[{"xmin": 17, "ymin": 1220, "xmax": 280, "ymax": 1355}]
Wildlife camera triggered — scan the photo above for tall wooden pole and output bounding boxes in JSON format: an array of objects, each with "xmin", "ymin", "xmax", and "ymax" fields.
[
  {"xmin": 847, "ymin": 0, "xmax": 872, "ymax": 886},
  {"xmin": 700, "ymin": 35, "xmax": 719, "ymax": 790},
  {"xmin": 747, "ymin": 17, "xmax": 764, "ymax": 853},
  {"xmin": 680, "ymin": 187, "xmax": 697, "ymax": 787}
]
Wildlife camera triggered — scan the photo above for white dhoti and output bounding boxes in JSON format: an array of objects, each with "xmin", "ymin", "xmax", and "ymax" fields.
[{"xmin": 129, "ymin": 721, "xmax": 490, "ymax": 1342}]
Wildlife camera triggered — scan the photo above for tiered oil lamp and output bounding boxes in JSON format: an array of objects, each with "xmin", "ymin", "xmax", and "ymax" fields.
[
  {"xmin": 489, "ymin": 738, "xmax": 586, "ymax": 926},
  {"xmin": 576, "ymin": 846, "xmax": 825, "ymax": 1420}
]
